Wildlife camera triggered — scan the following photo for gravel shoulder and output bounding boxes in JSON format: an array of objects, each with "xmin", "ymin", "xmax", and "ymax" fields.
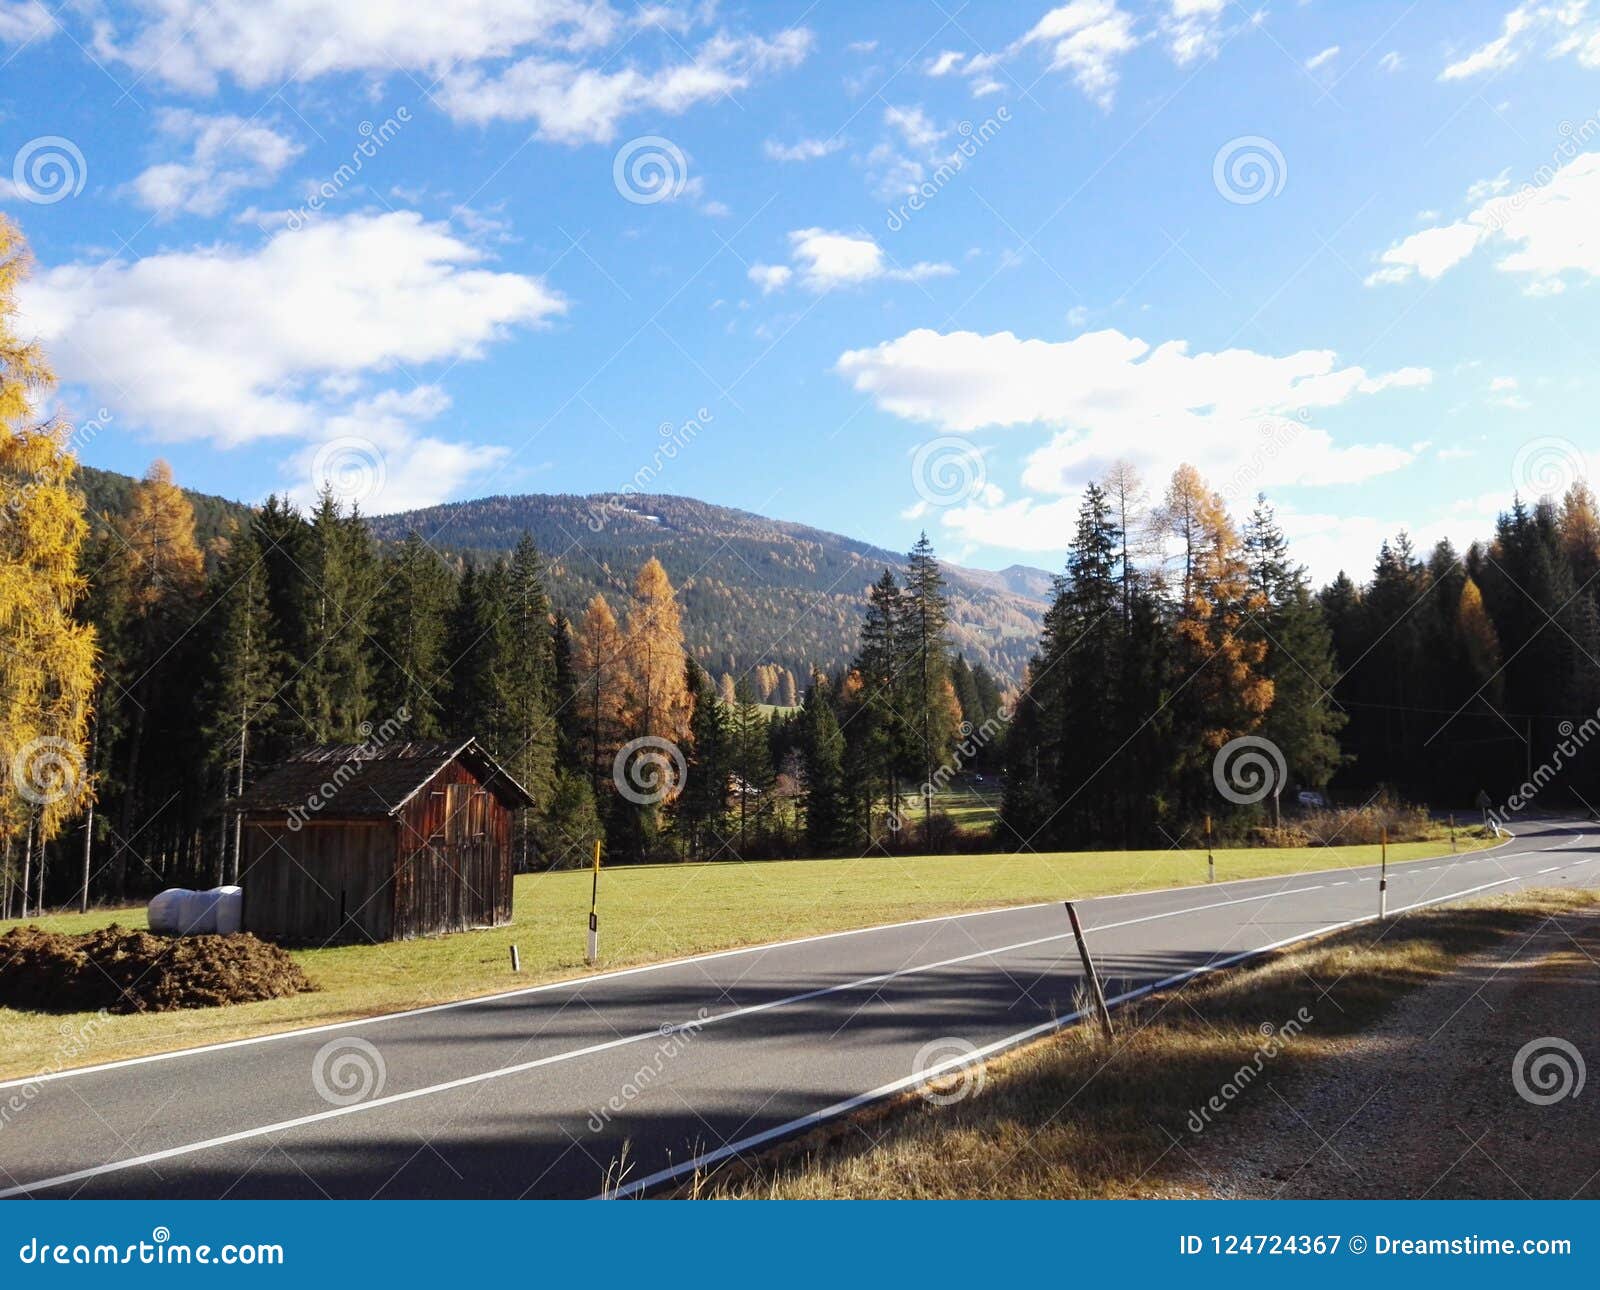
[{"xmin": 1163, "ymin": 899, "xmax": 1600, "ymax": 1199}]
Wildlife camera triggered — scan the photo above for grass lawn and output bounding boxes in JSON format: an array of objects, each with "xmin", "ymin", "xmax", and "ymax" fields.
[{"xmin": 0, "ymin": 834, "xmax": 1493, "ymax": 1081}]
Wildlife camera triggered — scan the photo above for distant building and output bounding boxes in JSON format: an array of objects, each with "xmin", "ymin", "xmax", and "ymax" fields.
[{"xmin": 234, "ymin": 739, "xmax": 534, "ymax": 943}]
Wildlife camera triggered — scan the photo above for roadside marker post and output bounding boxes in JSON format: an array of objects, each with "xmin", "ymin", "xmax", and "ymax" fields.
[
  {"xmin": 1064, "ymin": 901, "xmax": 1115, "ymax": 1044},
  {"xmin": 1205, "ymin": 814, "xmax": 1215, "ymax": 884},
  {"xmin": 1379, "ymin": 827, "xmax": 1389, "ymax": 920},
  {"xmin": 587, "ymin": 838, "xmax": 601, "ymax": 966},
  {"xmin": 509, "ymin": 944, "xmax": 521, "ymax": 973},
  {"xmin": 1449, "ymin": 814, "xmax": 1457, "ymax": 854}
]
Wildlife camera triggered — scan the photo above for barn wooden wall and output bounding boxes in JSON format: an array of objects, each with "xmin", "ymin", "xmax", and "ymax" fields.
[
  {"xmin": 393, "ymin": 761, "xmax": 514, "ymax": 939},
  {"xmin": 239, "ymin": 819, "xmax": 398, "ymax": 943}
]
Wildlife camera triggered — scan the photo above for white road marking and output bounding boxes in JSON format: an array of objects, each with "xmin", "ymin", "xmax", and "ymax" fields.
[
  {"xmin": 4, "ymin": 835, "xmax": 1586, "ymax": 1200},
  {"xmin": 1, "ymin": 830, "xmax": 1524, "ymax": 1092},
  {"xmin": 602, "ymin": 850, "xmax": 1596, "ymax": 1199}
]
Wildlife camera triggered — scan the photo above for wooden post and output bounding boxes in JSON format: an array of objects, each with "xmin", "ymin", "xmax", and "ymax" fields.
[
  {"xmin": 1449, "ymin": 813, "xmax": 1456, "ymax": 854},
  {"xmin": 1205, "ymin": 814, "xmax": 1215, "ymax": 884},
  {"xmin": 1379, "ymin": 827, "xmax": 1389, "ymax": 920},
  {"xmin": 1064, "ymin": 901, "xmax": 1115, "ymax": 1043},
  {"xmin": 586, "ymin": 838, "xmax": 601, "ymax": 965}
]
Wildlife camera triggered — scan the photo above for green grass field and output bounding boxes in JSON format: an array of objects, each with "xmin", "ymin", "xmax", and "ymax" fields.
[{"xmin": 0, "ymin": 836, "xmax": 1493, "ymax": 1080}]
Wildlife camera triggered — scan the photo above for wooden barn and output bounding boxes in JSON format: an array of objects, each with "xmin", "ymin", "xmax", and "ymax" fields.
[{"xmin": 234, "ymin": 739, "xmax": 534, "ymax": 944}]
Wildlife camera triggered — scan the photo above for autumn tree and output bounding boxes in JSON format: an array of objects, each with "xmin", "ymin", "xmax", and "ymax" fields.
[
  {"xmin": 0, "ymin": 216, "xmax": 96, "ymax": 912},
  {"xmin": 623, "ymin": 557, "xmax": 692, "ymax": 742},
  {"xmin": 573, "ymin": 594, "xmax": 627, "ymax": 794}
]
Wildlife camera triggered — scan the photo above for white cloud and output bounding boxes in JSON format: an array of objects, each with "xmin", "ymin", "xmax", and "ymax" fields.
[
  {"xmin": 763, "ymin": 135, "xmax": 843, "ymax": 162},
  {"xmin": 95, "ymin": 2, "xmax": 811, "ymax": 144},
  {"xmin": 1366, "ymin": 221, "xmax": 1488, "ymax": 284},
  {"xmin": 1017, "ymin": 0, "xmax": 1138, "ymax": 108},
  {"xmin": 127, "ymin": 109, "xmax": 301, "ymax": 219},
  {"xmin": 287, "ymin": 386, "xmax": 509, "ymax": 512},
  {"xmin": 1377, "ymin": 49, "xmax": 1404, "ymax": 72},
  {"xmin": 747, "ymin": 262, "xmax": 793, "ymax": 293},
  {"xmin": 1488, "ymin": 375, "xmax": 1531, "ymax": 408},
  {"xmin": 1160, "ymin": 0, "xmax": 1227, "ymax": 66},
  {"xmin": 437, "ymin": 28, "xmax": 812, "ymax": 141},
  {"xmin": 0, "ymin": 0, "xmax": 53, "ymax": 43},
  {"xmin": 95, "ymin": 0, "xmax": 617, "ymax": 91},
  {"xmin": 754, "ymin": 228, "xmax": 955, "ymax": 293},
  {"xmin": 1368, "ymin": 151, "xmax": 1600, "ymax": 292},
  {"xmin": 925, "ymin": 49, "xmax": 965, "ymax": 76},
  {"xmin": 836, "ymin": 327, "xmax": 1429, "ymax": 529},
  {"xmin": 883, "ymin": 104, "xmax": 943, "ymax": 150},
  {"xmin": 1439, "ymin": 2, "xmax": 1600, "ymax": 80},
  {"xmin": 1305, "ymin": 45, "xmax": 1340, "ymax": 71},
  {"xmin": 20, "ymin": 211, "xmax": 562, "ymax": 508}
]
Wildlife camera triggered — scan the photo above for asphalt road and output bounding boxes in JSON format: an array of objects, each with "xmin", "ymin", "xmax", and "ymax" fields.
[{"xmin": 3, "ymin": 819, "xmax": 1596, "ymax": 1200}]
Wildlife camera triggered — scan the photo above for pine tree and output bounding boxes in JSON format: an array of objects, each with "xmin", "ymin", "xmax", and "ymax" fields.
[
  {"xmin": 501, "ymin": 534, "xmax": 558, "ymax": 852},
  {"xmin": 200, "ymin": 522, "xmax": 282, "ymax": 881},
  {"xmin": 799, "ymin": 676, "xmax": 847, "ymax": 855},
  {"xmin": 681, "ymin": 660, "xmax": 731, "ymax": 859},
  {"xmin": 298, "ymin": 489, "xmax": 376, "ymax": 742},
  {"xmin": 851, "ymin": 569, "xmax": 909, "ymax": 830},
  {"xmin": 372, "ymin": 532, "xmax": 453, "ymax": 738},
  {"xmin": 1244, "ymin": 498, "xmax": 1344, "ymax": 797},
  {"xmin": 903, "ymin": 533, "xmax": 954, "ymax": 835},
  {"xmin": 728, "ymin": 678, "xmax": 772, "ymax": 855}
]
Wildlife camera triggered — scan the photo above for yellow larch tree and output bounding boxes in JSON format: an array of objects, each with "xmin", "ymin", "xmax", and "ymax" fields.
[
  {"xmin": 624, "ymin": 557, "xmax": 692, "ymax": 744},
  {"xmin": 573, "ymin": 593, "xmax": 628, "ymax": 792},
  {"xmin": 0, "ymin": 214, "xmax": 97, "ymax": 862}
]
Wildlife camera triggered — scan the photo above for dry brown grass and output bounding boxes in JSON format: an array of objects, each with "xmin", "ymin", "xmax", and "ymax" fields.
[{"xmin": 699, "ymin": 888, "xmax": 1598, "ymax": 1199}]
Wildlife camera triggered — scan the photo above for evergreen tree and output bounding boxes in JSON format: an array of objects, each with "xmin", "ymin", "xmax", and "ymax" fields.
[
  {"xmin": 372, "ymin": 532, "xmax": 452, "ymax": 738},
  {"xmin": 298, "ymin": 489, "xmax": 377, "ymax": 742},
  {"xmin": 799, "ymin": 676, "xmax": 847, "ymax": 855},
  {"xmin": 200, "ymin": 522, "xmax": 282, "ymax": 882},
  {"xmin": 1244, "ymin": 498, "xmax": 1344, "ymax": 797},
  {"xmin": 902, "ymin": 533, "xmax": 955, "ymax": 835}
]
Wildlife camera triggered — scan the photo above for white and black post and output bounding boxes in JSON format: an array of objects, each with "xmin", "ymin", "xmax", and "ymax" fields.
[
  {"xmin": 1378, "ymin": 827, "xmax": 1389, "ymax": 920},
  {"xmin": 587, "ymin": 838, "xmax": 601, "ymax": 966}
]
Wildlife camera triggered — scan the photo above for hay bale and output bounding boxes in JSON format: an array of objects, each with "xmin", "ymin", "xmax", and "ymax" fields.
[{"xmin": 0, "ymin": 924, "xmax": 317, "ymax": 1014}]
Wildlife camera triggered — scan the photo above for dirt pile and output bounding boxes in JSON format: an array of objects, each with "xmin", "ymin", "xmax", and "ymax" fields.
[{"xmin": 0, "ymin": 924, "xmax": 316, "ymax": 1013}]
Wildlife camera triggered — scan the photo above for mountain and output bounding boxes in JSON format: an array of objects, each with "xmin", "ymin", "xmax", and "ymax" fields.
[
  {"xmin": 368, "ymin": 493, "xmax": 1051, "ymax": 684},
  {"xmin": 71, "ymin": 467, "xmax": 1052, "ymax": 684}
]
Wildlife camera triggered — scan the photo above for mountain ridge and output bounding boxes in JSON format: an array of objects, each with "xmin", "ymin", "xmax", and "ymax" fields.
[{"xmin": 73, "ymin": 467, "xmax": 1050, "ymax": 684}]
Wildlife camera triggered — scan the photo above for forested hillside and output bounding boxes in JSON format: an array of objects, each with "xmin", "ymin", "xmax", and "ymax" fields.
[{"xmin": 364, "ymin": 493, "xmax": 1050, "ymax": 684}]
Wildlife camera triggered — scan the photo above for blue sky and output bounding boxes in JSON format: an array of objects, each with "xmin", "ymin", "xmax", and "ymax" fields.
[{"xmin": 3, "ymin": 0, "xmax": 1599, "ymax": 582}]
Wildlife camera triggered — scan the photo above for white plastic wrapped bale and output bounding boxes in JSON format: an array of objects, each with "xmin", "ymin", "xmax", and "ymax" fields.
[{"xmin": 147, "ymin": 886, "xmax": 244, "ymax": 936}]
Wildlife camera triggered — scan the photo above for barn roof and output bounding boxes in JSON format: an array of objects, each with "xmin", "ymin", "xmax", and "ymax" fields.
[{"xmin": 235, "ymin": 738, "xmax": 535, "ymax": 819}]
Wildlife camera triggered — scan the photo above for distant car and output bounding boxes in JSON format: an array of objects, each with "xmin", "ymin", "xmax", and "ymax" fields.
[{"xmin": 1296, "ymin": 790, "xmax": 1328, "ymax": 809}]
